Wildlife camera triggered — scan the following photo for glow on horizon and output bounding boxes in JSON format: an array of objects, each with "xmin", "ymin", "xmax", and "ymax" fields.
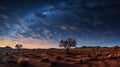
[{"xmin": 0, "ymin": 36, "xmax": 57, "ymax": 49}]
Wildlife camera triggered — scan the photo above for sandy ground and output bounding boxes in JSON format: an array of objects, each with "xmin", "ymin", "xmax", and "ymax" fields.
[{"xmin": 1, "ymin": 48, "xmax": 120, "ymax": 67}]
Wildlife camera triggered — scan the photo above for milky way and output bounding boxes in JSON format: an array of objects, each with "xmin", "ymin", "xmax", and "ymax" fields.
[{"xmin": 0, "ymin": 0, "xmax": 120, "ymax": 48}]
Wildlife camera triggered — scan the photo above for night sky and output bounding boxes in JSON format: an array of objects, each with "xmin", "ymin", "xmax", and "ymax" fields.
[{"xmin": 0, "ymin": 0, "xmax": 120, "ymax": 48}]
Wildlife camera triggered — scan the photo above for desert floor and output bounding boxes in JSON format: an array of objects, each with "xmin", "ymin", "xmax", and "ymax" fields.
[{"xmin": 0, "ymin": 48, "xmax": 120, "ymax": 67}]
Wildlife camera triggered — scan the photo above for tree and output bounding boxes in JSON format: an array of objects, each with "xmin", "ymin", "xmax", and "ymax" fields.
[
  {"xmin": 15, "ymin": 44, "xmax": 22, "ymax": 51},
  {"xmin": 59, "ymin": 37, "xmax": 77, "ymax": 54}
]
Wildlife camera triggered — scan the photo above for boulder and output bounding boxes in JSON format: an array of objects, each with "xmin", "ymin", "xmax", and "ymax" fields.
[
  {"xmin": 17, "ymin": 57, "xmax": 29, "ymax": 65},
  {"xmin": 41, "ymin": 57, "xmax": 50, "ymax": 62}
]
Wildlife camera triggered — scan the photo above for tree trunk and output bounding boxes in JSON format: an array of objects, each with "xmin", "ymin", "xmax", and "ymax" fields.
[{"xmin": 66, "ymin": 48, "xmax": 69, "ymax": 54}]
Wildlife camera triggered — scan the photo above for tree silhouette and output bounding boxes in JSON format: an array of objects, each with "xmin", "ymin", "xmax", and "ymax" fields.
[
  {"xmin": 59, "ymin": 37, "xmax": 76, "ymax": 54},
  {"xmin": 15, "ymin": 44, "xmax": 22, "ymax": 51}
]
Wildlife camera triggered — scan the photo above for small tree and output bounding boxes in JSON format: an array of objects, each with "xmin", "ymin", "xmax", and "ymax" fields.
[
  {"xmin": 15, "ymin": 44, "xmax": 22, "ymax": 51},
  {"xmin": 59, "ymin": 37, "xmax": 76, "ymax": 54}
]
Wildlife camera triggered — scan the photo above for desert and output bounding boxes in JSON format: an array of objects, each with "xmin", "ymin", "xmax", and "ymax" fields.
[{"xmin": 0, "ymin": 46, "xmax": 120, "ymax": 67}]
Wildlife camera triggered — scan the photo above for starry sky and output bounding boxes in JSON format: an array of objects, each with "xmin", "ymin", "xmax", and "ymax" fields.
[{"xmin": 0, "ymin": 0, "xmax": 120, "ymax": 48}]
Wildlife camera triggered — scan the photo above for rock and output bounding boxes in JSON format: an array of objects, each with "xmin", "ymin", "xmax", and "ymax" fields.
[
  {"xmin": 117, "ymin": 54, "xmax": 120, "ymax": 57},
  {"xmin": 106, "ymin": 54, "xmax": 118, "ymax": 59},
  {"xmin": 107, "ymin": 54, "xmax": 112, "ymax": 57},
  {"xmin": 17, "ymin": 57, "xmax": 29, "ymax": 65},
  {"xmin": 56, "ymin": 56, "xmax": 62, "ymax": 60},
  {"xmin": 41, "ymin": 57, "xmax": 50, "ymax": 62},
  {"xmin": 107, "ymin": 54, "xmax": 113, "ymax": 59},
  {"xmin": 95, "ymin": 53, "xmax": 103, "ymax": 57}
]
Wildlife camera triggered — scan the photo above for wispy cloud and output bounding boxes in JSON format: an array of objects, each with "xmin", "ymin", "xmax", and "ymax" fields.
[
  {"xmin": 59, "ymin": 24, "xmax": 78, "ymax": 31},
  {"xmin": 43, "ymin": 28, "xmax": 50, "ymax": 34},
  {"xmin": 0, "ymin": 14, "xmax": 9, "ymax": 19}
]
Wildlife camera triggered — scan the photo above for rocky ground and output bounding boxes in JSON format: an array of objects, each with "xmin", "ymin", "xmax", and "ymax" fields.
[{"xmin": 0, "ymin": 48, "xmax": 120, "ymax": 67}]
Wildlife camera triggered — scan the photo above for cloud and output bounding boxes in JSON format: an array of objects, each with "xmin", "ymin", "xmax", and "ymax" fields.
[
  {"xmin": 59, "ymin": 24, "xmax": 78, "ymax": 31},
  {"xmin": 0, "ymin": 0, "xmax": 120, "ymax": 48},
  {"xmin": 0, "ymin": 14, "xmax": 9, "ymax": 19},
  {"xmin": 60, "ymin": 26, "xmax": 68, "ymax": 30},
  {"xmin": 43, "ymin": 29, "xmax": 50, "ymax": 34}
]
